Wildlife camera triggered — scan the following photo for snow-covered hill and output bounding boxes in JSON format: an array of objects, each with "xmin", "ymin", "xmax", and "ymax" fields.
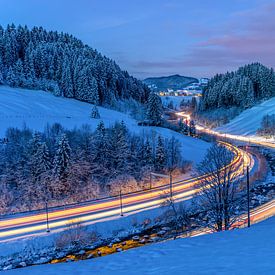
[
  {"xmin": 216, "ymin": 97, "xmax": 275, "ymax": 137},
  {"xmin": 0, "ymin": 86, "xmax": 209, "ymax": 164},
  {"xmin": 5, "ymin": 217, "xmax": 275, "ymax": 274}
]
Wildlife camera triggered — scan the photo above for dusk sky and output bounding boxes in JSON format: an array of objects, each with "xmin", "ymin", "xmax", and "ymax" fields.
[{"xmin": 0, "ymin": 0, "xmax": 274, "ymax": 78}]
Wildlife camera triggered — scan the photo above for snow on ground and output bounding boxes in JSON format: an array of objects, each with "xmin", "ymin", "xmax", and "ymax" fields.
[
  {"xmin": 0, "ymin": 86, "xmax": 209, "ymax": 164},
  {"xmin": 6, "ymin": 217, "xmax": 275, "ymax": 274},
  {"xmin": 216, "ymin": 97, "xmax": 275, "ymax": 137}
]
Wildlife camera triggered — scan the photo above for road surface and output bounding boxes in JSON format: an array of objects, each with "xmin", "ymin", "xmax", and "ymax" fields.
[{"xmin": 176, "ymin": 111, "xmax": 275, "ymax": 149}]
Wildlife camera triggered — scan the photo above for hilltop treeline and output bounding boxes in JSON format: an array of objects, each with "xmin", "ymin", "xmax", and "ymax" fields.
[
  {"xmin": 200, "ymin": 63, "xmax": 275, "ymax": 111},
  {"xmin": 0, "ymin": 24, "xmax": 150, "ymax": 105}
]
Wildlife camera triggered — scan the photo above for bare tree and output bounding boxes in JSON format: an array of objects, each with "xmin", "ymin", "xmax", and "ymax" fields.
[
  {"xmin": 161, "ymin": 191, "xmax": 192, "ymax": 238},
  {"xmin": 194, "ymin": 143, "xmax": 241, "ymax": 232}
]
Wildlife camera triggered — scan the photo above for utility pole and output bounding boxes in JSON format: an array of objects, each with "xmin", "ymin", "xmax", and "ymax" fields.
[
  {"xmin": 119, "ymin": 190, "xmax": 123, "ymax": 216},
  {"xmin": 45, "ymin": 201, "xmax": 50, "ymax": 232},
  {"xmin": 242, "ymin": 149, "xmax": 245, "ymax": 175},
  {"xmin": 149, "ymin": 173, "xmax": 152, "ymax": 190},
  {"xmin": 246, "ymin": 166, "xmax": 250, "ymax": 228}
]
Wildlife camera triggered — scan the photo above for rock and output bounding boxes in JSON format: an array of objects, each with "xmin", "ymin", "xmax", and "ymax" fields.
[
  {"xmin": 87, "ymin": 254, "xmax": 94, "ymax": 259},
  {"xmin": 132, "ymin": 235, "xmax": 140, "ymax": 241},
  {"xmin": 85, "ymin": 245, "xmax": 95, "ymax": 250},
  {"xmin": 139, "ymin": 239, "xmax": 146, "ymax": 244},
  {"xmin": 121, "ymin": 241, "xmax": 127, "ymax": 246},
  {"xmin": 76, "ymin": 250, "xmax": 85, "ymax": 256},
  {"xmin": 97, "ymin": 251, "xmax": 102, "ymax": 256},
  {"xmin": 151, "ymin": 236, "xmax": 160, "ymax": 242},
  {"xmin": 116, "ymin": 248, "xmax": 123, "ymax": 252},
  {"xmin": 33, "ymin": 257, "xmax": 49, "ymax": 265},
  {"xmin": 18, "ymin": 262, "xmax": 27, "ymax": 267},
  {"xmin": 161, "ymin": 226, "xmax": 171, "ymax": 232},
  {"xmin": 113, "ymin": 238, "xmax": 121, "ymax": 243},
  {"xmin": 56, "ymin": 252, "xmax": 67, "ymax": 259},
  {"xmin": 107, "ymin": 243, "xmax": 113, "ymax": 248},
  {"xmin": 143, "ymin": 235, "xmax": 150, "ymax": 239},
  {"xmin": 3, "ymin": 265, "xmax": 13, "ymax": 271},
  {"xmin": 157, "ymin": 230, "xmax": 166, "ymax": 236}
]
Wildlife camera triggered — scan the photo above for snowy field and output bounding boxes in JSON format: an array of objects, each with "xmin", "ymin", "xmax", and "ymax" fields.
[
  {"xmin": 6, "ymin": 217, "xmax": 275, "ymax": 275},
  {"xmin": 216, "ymin": 97, "xmax": 275, "ymax": 137},
  {"xmin": 0, "ymin": 86, "xmax": 209, "ymax": 164}
]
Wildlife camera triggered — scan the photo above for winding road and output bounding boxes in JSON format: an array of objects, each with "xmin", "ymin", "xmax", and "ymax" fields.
[{"xmin": 0, "ymin": 142, "xmax": 252, "ymax": 242}]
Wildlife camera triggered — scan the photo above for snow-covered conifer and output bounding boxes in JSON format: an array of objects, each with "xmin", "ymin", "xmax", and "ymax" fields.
[
  {"xmin": 155, "ymin": 136, "xmax": 166, "ymax": 171},
  {"xmin": 91, "ymin": 105, "xmax": 100, "ymax": 119},
  {"xmin": 146, "ymin": 92, "xmax": 163, "ymax": 125}
]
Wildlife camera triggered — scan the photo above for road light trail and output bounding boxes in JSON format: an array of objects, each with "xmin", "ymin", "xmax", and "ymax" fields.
[
  {"xmin": 175, "ymin": 111, "xmax": 275, "ymax": 149},
  {"xmin": 191, "ymin": 199, "xmax": 275, "ymax": 238},
  {"xmin": 0, "ymin": 143, "xmax": 251, "ymax": 242}
]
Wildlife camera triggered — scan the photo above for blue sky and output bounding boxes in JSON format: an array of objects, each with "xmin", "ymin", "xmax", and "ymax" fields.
[{"xmin": 0, "ymin": 0, "xmax": 274, "ymax": 78}]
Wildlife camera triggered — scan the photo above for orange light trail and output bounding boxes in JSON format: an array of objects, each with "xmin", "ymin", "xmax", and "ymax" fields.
[{"xmin": 0, "ymin": 143, "xmax": 251, "ymax": 242}]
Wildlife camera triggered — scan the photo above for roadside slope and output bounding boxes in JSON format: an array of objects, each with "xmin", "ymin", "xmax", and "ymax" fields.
[{"xmin": 216, "ymin": 97, "xmax": 275, "ymax": 137}]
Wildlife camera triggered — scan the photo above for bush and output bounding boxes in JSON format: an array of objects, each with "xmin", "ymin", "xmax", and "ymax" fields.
[{"xmin": 55, "ymin": 220, "xmax": 98, "ymax": 249}]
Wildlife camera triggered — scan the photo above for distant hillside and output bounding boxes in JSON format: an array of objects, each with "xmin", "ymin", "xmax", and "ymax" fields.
[
  {"xmin": 200, "ymin": 63, "xmax": 275, "ymax": 111},
  {"xmin": 0, "ymin": 24, "xmax": 150, "ymax": 106},
  {"xmin": 143, "ymin": 74, "xmax": 198, "ymax": 91}
]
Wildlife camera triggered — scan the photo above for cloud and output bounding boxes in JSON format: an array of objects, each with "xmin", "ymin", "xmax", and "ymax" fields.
[
  {"xmin": 131, "ymin": 1, "xmax": 275, "ymax": 78},
  {"xmin": 182, "ymin": 2, "xmax": 275, "ymax": 72}
]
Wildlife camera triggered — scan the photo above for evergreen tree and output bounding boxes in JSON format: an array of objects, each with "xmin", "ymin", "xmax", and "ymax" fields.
[
  {"xmin": 13, "ymin": 58, "xmax": 25, "ymax": 86},
  {"xmin": 91, "ymin": 121, "xmax": 111, "ymax": 182},
  {"xmin": 0, "ymin": 70, "xmax": 3, "ymax": 85},
  {"xmin": 6, "ymin": 66, "xmax": 17, "ymax": 87},
  {"xmin": 189, "ymin": 120, "xmax": 196, "ymax": 136},
  {"xmin": 155, "ymin": 136, "xmax": 166, "ymax": 171},
  {"xmin": 91, "ymin": 105, "xmax": 100, "ymax": 119},
  {"xmin": 191, "ymin": 97, "xmax": 197, "ymax": 111},
  {"xmin": 60, "ymin": 58, "xmax": 74, "ymax": 98},
  {"xmin": 178, "ymin": 118, "xmax": 184, "ymax": 132},
  {"xmin": 143, "ymin": 139, "xmax": 154, "ymax": 166},
  {"xmin": 110, "ymin": 122, "xmax": 131, "ymax": 176},
  {"xmin": 167, "ymin": 137, "xmax": 181, "ymax": 171},
  {"xmin": 0, "ymin": 56, "xmax": 4, "ymax": 84},
  {"xmin": 54, "ymin": 134, "xmax": 71, "ymax": 181},
  {"xmin": 146, "ymin": 92, "xmax": 163, "ymax": 125}
]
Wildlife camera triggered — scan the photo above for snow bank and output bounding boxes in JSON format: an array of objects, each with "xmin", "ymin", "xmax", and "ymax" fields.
[
  {"xmin": 0, "ymin": 86, "xmax": 209, "ymax": 164},
  {"xmin": 5, "ymin": 217, "xmax": 275, "ymax": 274}
]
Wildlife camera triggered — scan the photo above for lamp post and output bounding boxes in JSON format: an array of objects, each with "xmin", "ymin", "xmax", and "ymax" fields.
[
  {"xmin": 246, "ymin": 166, "xmax": 250, "ymax": 228},
  {"xmin": 119, "ymin": 190, "xmax": 123, "ymax": 217},
  {"xmin": 45, "ymin": 201, "xmax": 50, "ymax": 232},
  {"xmin": 169, "ymin": 172, "xmax": 173, "ymax": 199}
]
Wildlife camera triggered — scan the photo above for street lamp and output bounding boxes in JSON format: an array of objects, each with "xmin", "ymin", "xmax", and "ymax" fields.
[
  {"xmin": 119, "ymin": 190, "xmax": 123, "ymax": 217},
  {"xmin": 246, "ymin": 166, "xmax": 251, "ymax": 228},
  {"xmin": 45, "ymin": 201, "xmax": 50, "ymax": 232}
]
